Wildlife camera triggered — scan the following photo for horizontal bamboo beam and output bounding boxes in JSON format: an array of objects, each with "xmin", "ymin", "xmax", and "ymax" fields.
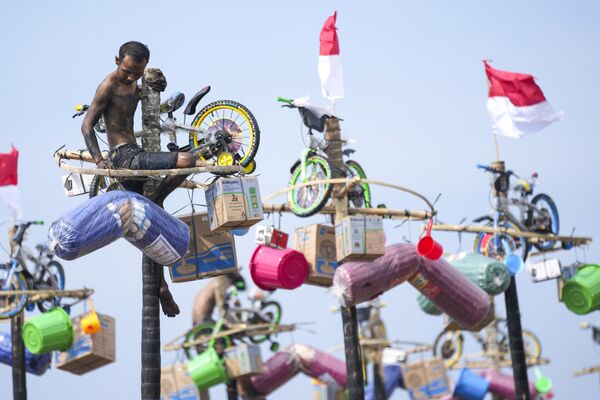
[
  {"xmin": 262, "ymin": 203, "xmax": 434, "ymax": 221},
  {"xmin": 0, "ymin": 288, "xmax": 95, "ymax": 303},
  {"xmin": 573, "ymin": 365, "xmax": 600, "ymax": 377},
  {"xmin": 430, "ymin": 223, "xmax": 591, "ymax": 245},
  {"xmin": 334, "ymin": 176, "xmax": 361, "ymax": 199},
  {"xmin": 449, "ymin": 356, "xmax": 550, "ymax": 370}
]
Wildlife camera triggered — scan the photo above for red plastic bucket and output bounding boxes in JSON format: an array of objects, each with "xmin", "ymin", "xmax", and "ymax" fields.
[
  {"xmin": 250, "ymin": 245, "xmax": 308, "ymax": 290},
  {"xmin": 417, "ymin": 220, "xmax": 443, "ymax": 260}
]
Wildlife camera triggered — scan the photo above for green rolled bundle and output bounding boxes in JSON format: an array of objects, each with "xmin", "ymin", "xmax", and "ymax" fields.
[
  {"xmin": 417, "ymin": 293, "xmax": 442, "ymax": 315},
  {"xmin": 563, "ymin": 264, "xmax": 600, "ymax": 315}
]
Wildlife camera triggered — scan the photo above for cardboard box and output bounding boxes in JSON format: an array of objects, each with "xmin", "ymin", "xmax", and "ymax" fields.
[
  {"xmin": 400, "ymin": 358, "xmax": 450, "ymax": 400},
  {"xmin": 255, "ymin": 225, "xmax": 289, "ymax": 249},
  {"xmin": 204, "ymin": 176, "xmax": 264, "ymax": 231},
  {"xmin": 530, "ymin": 259, "xmax": 562, "ymax": 282},
  {"xmin": 169, "ymin": 212, "xmax": 238, "ymax": 283},
  {"xmin": 382, "ymin": 347, "xmax": 407, "ymax": 365},
  {"xmin": 161, "ymin": 363, "xmax": 200, "ymax": 400},
  {"xmin": 223, "ymin": 344, "xmax": 263, "ymax": 378},
  {"xmin": 311, "ymin": 378, "xmax": 345, "ymax": 400},
  {"xmin": 335, "ymin": 216, "xmax": 384, "ymax": 263},
  {"xmin": 61, "ymin": 173, "xmax": 97, "ymax": 197},
  {"xmin": 294, "ymin": 224, "xmax": 338, "ymax": 286},
  {"xmin": 55, "ymin": 313, "xmax": 116, "ymax": 375}
]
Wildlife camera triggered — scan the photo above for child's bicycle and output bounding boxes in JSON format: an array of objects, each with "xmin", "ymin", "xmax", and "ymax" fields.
[
  {"xmin": 0, "ymin": 221, "xmax": 66, "ymax": 318},
  {"xmin": 73, "ymin": 86, "xmax": 260, "ymax": 197},
  {"xmin": 277, "ymin": 96, "xmax": 371, "ymax": 217}
]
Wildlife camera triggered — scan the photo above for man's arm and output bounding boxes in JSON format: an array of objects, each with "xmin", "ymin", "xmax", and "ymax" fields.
[{"xmin": 81, "ymin": 80, "xmax": 111, "ymax": 168}]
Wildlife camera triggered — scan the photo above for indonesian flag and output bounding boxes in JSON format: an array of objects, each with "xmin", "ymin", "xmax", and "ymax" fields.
[
  {"xmin": 318, "ymin": 12, "xmax": 344, "ymax": 100},
  {"xmin": 0, "ymin": 146, "xmax": 21, "ymax": 220},
  {"xmin": 485, "ymin": 61, "xmax": 563, "ymax": 138}
]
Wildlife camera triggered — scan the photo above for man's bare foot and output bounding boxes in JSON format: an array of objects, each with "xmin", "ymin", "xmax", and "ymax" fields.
[{"xmin": 159, "ymin": 285, "xmax": 180, "ymax": 317}]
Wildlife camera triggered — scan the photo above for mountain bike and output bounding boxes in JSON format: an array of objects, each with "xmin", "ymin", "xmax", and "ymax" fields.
[
  {"xmin": 184, "ymin": 274, "xmax": 282, "ymax": 360},
  {"xmin": 74, "ymin": 86, "xmax": 260, "ymax": 197},
  {"xmin": 432, "ymin": 317, "xmax": 541, "ymax": 368},
  {"xmin": 0, "ymin": 221, "xmax": 66, "ymax": 318},
  {"xmin": 472, "ymin": 164, "xmax": 561, "ymax": 260},
  {"xmin": 277, "ymin": 96, "xmax": 371, "ymax": 217}
]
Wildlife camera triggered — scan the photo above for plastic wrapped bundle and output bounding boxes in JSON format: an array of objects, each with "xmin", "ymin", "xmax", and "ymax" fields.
[
  {"xmin": 124, "ymin": 192, "xmax": 190, "ymax": 265},
  {"xmin": 292, "ymin": 344, "xmax": 347, "ymax": 387},
  {"xmin": 450, "ymin": 253, "xmax": 510, "ymax": 295},
  {"xmin": 48, "ymin": 191, "xmax": 132, "ymax": 260},
  {"xmin": 331, "ymin": 243, "xmax": 420, "ymax": 307},
  {"xmin": 417, "ymin": 293, "xmax": 443, "ymax": 316},
  {"xmin": 0, "ymin": 332, "xmax": 51, "ymax": 376},
  {"xmin": 250, "ymin": 348, "xmax": 300, "ymax": 395},
  {"xmin": 365, "ymin": 364, "xmax": 404, "ymax": 400},
  {"xmin": 478, "ymin": 369, "xmax": 537, "ymax": 400},
  {"xmin": 409, "ymin": 257, "xmax": 490, "ymax": 330}
]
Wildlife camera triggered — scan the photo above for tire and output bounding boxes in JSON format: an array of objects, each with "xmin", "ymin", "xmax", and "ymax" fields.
[
  {"xmin": 288, "ymin": 155, "xmax": 333, "ymax": 217},
  {"xmin": 36, "ymin": 261, "xmax": 65, "ymax": 313},
  {"xmin": 499, "ymin": 330, "xmax": 542, "ymax": 362},
  {"xmin": 184, "ymin": 320, "xmax": 232, "ymax": 360},
  {"xmin": 345, "ymin": 160, "xmax": 371, "ymax": 208},
  {"xmin": 432, "ymin": 331, "xmax": 464, "ymax": 368},
  {"xmin": 191, "ymin": 100, "xmax": 260, "ymax": 168},
  {"xmin": 88, "ymin": 175, "xmax": 119, "ymax": 198},
  {"xmin": 248, "ymin": 301, "xmax": 282, "ymax": 344},
  {"xmin": 0, "ymin": 264, "xmax": 28, "ymax": 319},
  {"xmin": 474, "ymin": 220, "xmax": 529, "ymax": 262},
  {"xmin": 528, "ymin": 193, "xmax": 559, "ymax": 252}
]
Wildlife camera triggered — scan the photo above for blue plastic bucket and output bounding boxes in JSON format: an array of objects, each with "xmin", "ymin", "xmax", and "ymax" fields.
[
  {"xmin": 504, "ymin": 254, "xmax": 524, "ymax": 275},
  {"xmin": 453, "ymin": 368, "xmax": 489, "ymax": 400}
]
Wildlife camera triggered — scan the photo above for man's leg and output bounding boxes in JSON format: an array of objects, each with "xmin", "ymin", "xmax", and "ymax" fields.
[
  {"xmin": 158, "ymin": 268, "xmax": 180, "ymax": 317},
  {"xmin": 148, "ymin": 152, "xmax": 202, "ymax": 206}
]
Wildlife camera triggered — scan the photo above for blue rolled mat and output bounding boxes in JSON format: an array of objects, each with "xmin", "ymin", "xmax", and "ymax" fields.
[
  {"xmin": 124, "ymin": 192, "xmax": 190, "ymax": 266},
  {"xmin": 365, "ymin": 364, "xmax": 405, "ymax": 400},
  {"xmin": 48, "ymin": 191, "xmax": 133, "ymax": 260},
  {"xmin": 0, "ymin": 332, "xmax": 51, "ymax": 376}
]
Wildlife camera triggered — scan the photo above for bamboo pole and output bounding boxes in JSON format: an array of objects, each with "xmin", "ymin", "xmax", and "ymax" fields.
[
  {"xmin": 11, "ymin": 311, "xmax": 26, "ymax": 400},
  {"xmin": 262, "ymin": 203, "xmax": 433, "ymax": 221}
]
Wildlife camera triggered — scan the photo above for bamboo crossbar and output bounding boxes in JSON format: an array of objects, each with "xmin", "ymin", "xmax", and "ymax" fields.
[
  {"xmin": 573, "ymin": 365, "xmax": 600, "ymax": 377},
  {"xmin": 449, "ymin": 357, "xmax": 550, "ymax": 370},
  {"xmin": 163, "ymin": 323, "xmax": 297, "ymax": 352},
  {"xmin": 430, "ymin": 223, "xmax": 591, "ymax": 245},
  {"xmin": 0, "ymin": 288, "xmax": 94, "ymax": 302},
  {"xmin": 262, "ymin": 203, "xmax": 434, "ymax": 221}
]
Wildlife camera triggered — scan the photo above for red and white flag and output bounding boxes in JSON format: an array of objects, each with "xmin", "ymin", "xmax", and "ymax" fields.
[
  {"xmin": 0, "ymin": 146, "xmax": 22, "ymax": 220},
  {"xmin": 485, "ymin": 61, "xmax": 563, "ymax": 138},
  {"xmin": 318, "ymin": 11, "xmax": 344, "ymax": 100}
]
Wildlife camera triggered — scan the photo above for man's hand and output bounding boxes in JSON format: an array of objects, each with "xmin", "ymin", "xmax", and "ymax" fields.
[
  {"xmin": 145, "ymin": 68, "xmax": 167, "ymax": 92},
  {"xmin": 96, "ymin": 160, "xmax": 109, "ymax": 170}
]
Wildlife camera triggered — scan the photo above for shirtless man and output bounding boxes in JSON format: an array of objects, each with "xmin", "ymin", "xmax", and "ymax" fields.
[{"xmin": 81, "ymin": 41, "xmax": 196, "ymax": 316}]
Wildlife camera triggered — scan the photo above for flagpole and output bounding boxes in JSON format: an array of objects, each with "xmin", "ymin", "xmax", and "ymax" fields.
[{"xmin": 493, "ymin": 133, "xmax": 500, "ymax": 161}]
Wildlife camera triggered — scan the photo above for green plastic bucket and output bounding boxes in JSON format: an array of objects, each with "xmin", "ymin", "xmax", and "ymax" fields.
[
  {"xmin": 22, "ymin": 307, "xmax": 73, "ymax": 354},
  {"xmin": 563, "ymin": 264, "xmax": 600, "ymax": 315},
  {"xmin": 186, "ymin": 347, "xmax": 228, "ymax": 390}
]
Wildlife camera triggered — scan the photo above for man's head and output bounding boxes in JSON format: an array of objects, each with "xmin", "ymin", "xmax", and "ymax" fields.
[{"xmin": 115, "ymin": 41, "xmax": 150, "ymax": 85}]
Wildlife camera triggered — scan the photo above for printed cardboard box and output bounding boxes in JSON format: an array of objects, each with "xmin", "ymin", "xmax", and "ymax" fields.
[
  {"xmin": 205, "ymin": 177, "xmax": 264, "ymax": 231},
  {"xmin": 401, "ymin": 357, "xmax": 450, "ymax": 400},
  {"xmin": 294, "ymin": 224, "xmax": 338, "ymax": 286},
  {"xmin": 335, "ymin": 216, "xmax": 384, "ymax": 262},
  {"xmin": 160, "ymin": 363, "xmax": 199, "ymax": 400},
  {"xmin": 223, "ymin": 343, "xmax": 263, "ymax": 378},
  {"xmin": 61, "ymin": 173, "xmax": 97, "ymax": 197},
  {"xmin": 311, "ymin": 378, "xmax": 345, "ymax": 400},
  {"xmin": 55, "ymin": 313, "xmax": 115, "ymax": 375},
  {"xmin": 530, "ymin": 259, "xmax": 562, "ymax": 282},
  {"xmin": 255, "ymin": 225, "xmax": 289, "ymax": 249},
  {"xmin": 169, "ymin": 212, "xmax": 238, "ymax": 283}
]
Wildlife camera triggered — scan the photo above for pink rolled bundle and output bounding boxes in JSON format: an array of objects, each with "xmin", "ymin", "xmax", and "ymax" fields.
[
  {"xmin": 291, "ymin": 344, "xmax": 347, "ymax": 387},
  {"xmin": 331, "ymin": 243, "xmax": 420, "ymax": 306},
  {"xmin": 408, "ymin": 256, "xmax": 490, "ymax": 330},
  {"xmin": 478, "ymin": 369, "xmax": 537, "ymax": 399},
  {"xmin": 249, "ymin": 349, "xmax": 300, "ymax": 395}
]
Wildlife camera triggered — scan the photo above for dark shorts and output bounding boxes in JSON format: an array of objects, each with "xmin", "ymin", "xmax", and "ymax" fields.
[{"xmin": 108, "ymin": 143, "xmax": 178, "ymax": 194}]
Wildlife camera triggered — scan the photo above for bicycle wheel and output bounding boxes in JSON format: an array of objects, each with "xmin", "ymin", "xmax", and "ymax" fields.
[
  {"xmin": 288, "ymin": 155, "xmax": 333, "ymax": 217},
  {"xmin": 499, "ymin": 330, "xmax": 542, "ymax": 362},
  {"xmin": 36, "ymin": 261, "xmax": 66, "ymax": 313},
  {"xmin": 345, "ymin": 160, "xmax": 371, "ymax": 208},
  {"xmin": 191, "ymin": 100, "xmax": 260, "ymax": 168},
  {"xmin": 474, "ymin": 220, "xmax": 529, "ymax": 262},
  {"xmin": 0, "ymin": 264, "xmax": 28, "ymax": 319},
  {"xmin": 432, "ymin": 331, "xmax": 464, "ymax": 368},
  {"xmin": 528, "ymin": 193, "xmax": 559, "ymax": 252},
  {"xmin": 88, "ymin": 175, "xmax": 120, "ymax": 198},
  {"xmin": 248, "ymin": 301, "xmax": 282, "ymax": 344},
  {"xmin": 184, "ymin": 320, "xmax": 232, "ymax": 360}
]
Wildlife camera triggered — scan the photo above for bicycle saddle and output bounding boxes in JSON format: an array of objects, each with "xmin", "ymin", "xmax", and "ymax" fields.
[
  {"xmin": 183, "ymin": 86, "xmax": 211, "ymax": 115},
  {"xmin": 160, "ymin": 92, "xmax": 185, "ymax": 114}
]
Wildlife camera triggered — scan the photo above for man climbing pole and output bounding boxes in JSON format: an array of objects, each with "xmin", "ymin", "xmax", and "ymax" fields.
[{"xmin": 80, "ymin": 41, "xmax": 202, "ymax": 316}]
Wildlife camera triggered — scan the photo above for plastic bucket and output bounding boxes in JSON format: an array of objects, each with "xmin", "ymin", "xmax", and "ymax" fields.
[
  {"xmin": 504, "ymin": 254, "xmax": 524, "ymax": 275},
  {"xmin": 22, "ymin": 307, "xmax": 73, "ymax": 354},
  {"xmin": 186, "ymin": 347, "xmax": 228, "ymax": 390},
  {"xmin": 417, "ymin": 220, "xmax": 443, "ymax": 260},
  {"xmin": 563, "ymin": 264, "xmax": 600, "ymax": 315},
  {"xmin": 453, "ymin": 368, "xmax": 489, "ymax": 400},
  {"xmin": 249, "ymin": 245, "xmax": 308, "ymax": 290},
  {"xmin": 81, "ymin": 299, "xmax": 102, "ymax": 335}
]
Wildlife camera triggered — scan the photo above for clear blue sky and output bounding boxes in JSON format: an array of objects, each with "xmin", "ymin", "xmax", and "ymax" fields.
[{"xmin": 1, "ymin": 1, "xmax": 599, "ymax": 399}]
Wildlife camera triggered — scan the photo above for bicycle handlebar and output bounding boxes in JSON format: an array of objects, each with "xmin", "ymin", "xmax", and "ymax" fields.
[
  {"xmin": 12, "ymin": 220, "xmax": 44, "ymax": 247},
  {"xmin": 476, "ymin": 164, "xmax": 515, "ymax": 177},
  {"xmin": 276, "ymin": 97, "xmax": 293, "ymax": 104}
]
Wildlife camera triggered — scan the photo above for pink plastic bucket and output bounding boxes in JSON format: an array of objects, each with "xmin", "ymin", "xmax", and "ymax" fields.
[{"xmin": 250, "ymin": 245, "xmax": 308, "ymax": 290}]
